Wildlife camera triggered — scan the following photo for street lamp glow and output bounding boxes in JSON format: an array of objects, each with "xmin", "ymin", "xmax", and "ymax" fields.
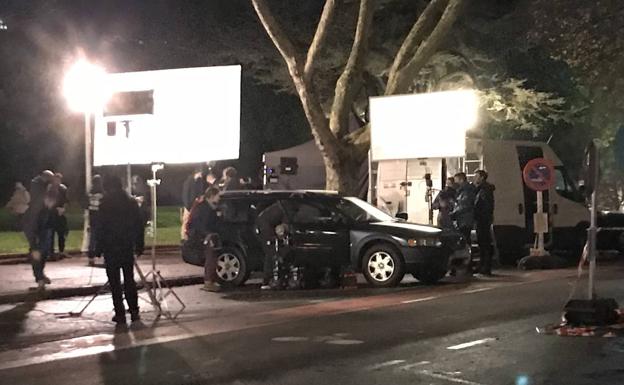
[{"xmin": 63, "ymin": 59, "xmax": 110, "ymax": 112}]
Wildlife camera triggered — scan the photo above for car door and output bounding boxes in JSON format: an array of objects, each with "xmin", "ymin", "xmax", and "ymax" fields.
[{"xmin": 286, "ymin": 198, "xmax": 350, "ymax": 268}]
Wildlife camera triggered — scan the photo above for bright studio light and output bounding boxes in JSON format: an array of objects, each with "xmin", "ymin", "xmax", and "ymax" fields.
[
  {"xmin": 370, "ymin": 89, "xmax": 479, "ymax": 161},
  {"xmin": 93, "ymin": 65, "xmax": 241, "ymax": 166},
  {"xmin": 63, "ymin": 59, "xmax": 110, "ymax": 113}
]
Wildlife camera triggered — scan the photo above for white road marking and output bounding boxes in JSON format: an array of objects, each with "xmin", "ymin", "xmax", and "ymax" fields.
[
  {"xmin": 447, "ymin": 337, "xmax": 497, "ymax": 350},
  {"xmin": 271, "ymin": 336, "xmax": 309, "ymax": 342},
  {"xmin": 463, "ymin": 287, "xmax": 493, "ymax": 294},
  {"xmin": 398, "ymin": 361, "xmax": 430, "ymax": 370},
  {"xmin": 419, "ymin": 370, "xmax": 486, "ymax": 385},
  {"xmin": 401, "ymin": 296, "xmax": 437, "ymax": 304},
  {"xmin": 367, "ymin": 360, "xmax": 406, "ymax": 370},
  {"xmin": 325, "ymin": 339, "xmax": 364, "ymax": 345}
]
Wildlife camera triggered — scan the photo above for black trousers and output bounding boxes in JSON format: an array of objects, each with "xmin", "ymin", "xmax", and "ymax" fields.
[
  {"xmin": 105, "ymin": 257, "xmax": 139, "ymax": 317},
  {"xmin": 476, "ymin": 222, "xmax": 493, "ymax": 274},
  {"xmin": 262, "ymin": 243, "xmax": 274, "ymax": 285},
  {"xmin": 51, "ymin": 214, "xmax": 68, "ymax": 254}
]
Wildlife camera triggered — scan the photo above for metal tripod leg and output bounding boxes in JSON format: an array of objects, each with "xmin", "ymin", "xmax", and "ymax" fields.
[
  {"xmin": 70, "ymin": 281, "xmax": 110, "ymax": 317},
  {"xmin": 134, "ymin": 260, "xmax": 162, "ymax": 314}
]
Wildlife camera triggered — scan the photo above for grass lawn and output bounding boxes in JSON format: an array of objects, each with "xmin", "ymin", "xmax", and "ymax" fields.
[{"xmin": 0, "ymin": 206, "xmax": 182, "ymax": 254}]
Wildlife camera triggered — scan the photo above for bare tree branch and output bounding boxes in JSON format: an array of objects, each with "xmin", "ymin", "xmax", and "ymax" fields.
[
  {"xmin": 252, "ymin": 0, "xmax": 342, "ymax": 166},
  {"xmin": 386, "ymin": 0, "xmax": 448, "ymax": 88},
  {"xmin": 386, "ymin": 0, "xmax": 465, "ymax": 95},
  {"xmin": 304, "ymin": 0, "xmax": 337, "ymax": 84},
  {"xmin": 251, "ymin": 0, "xmax": 302, "ymax": 75},
  {"xmin": 330, "ymin": 0, "xmax": 375, "ymax": 138}
]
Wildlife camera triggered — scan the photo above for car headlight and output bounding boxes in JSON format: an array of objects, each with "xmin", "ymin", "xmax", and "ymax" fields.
[{"xmin": 407, "ymin": 238, "xmax": 442, "ymax": 247}]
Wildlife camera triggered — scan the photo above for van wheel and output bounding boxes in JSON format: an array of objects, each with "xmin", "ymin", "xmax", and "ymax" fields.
[
  {"xmin": 362, "ymin": 244, "xmax": 405, "ymax": 288},
  {"xmin": 215, "ymin": 247, "xmax": 249, "ymax": 287}
]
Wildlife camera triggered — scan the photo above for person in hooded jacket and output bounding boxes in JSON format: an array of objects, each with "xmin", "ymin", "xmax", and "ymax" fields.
[
  {"xmin": 474, "ymin": 170, "xmax": 496, "ymax": 275},
  {"xmin": 96, "ymin": 176, "xmax": 145, "ymax": 325}
]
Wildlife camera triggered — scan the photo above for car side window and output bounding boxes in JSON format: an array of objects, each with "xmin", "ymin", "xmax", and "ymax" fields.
[
  {"xmin": 221, "ymin": 200, "xmax": 250, "ymax": 223},
  {"xmin": 288, "ymin": 201, "xmax": 333, "ymax": 225}
]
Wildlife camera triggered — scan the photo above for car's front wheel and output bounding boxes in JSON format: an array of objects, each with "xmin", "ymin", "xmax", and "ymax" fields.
[
  {"xmin": 215, "ymin": 247, "xmax": 249, "ymax": 287},
  {"xmin": 362, "ymin": 244, "xmax": 405, "ymax": 288}
]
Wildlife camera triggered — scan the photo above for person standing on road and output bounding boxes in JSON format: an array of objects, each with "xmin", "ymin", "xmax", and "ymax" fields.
[
  {"xmin": 5, "ymin": 181, "xmax": 30, "ymax": 231},
  {"xmin": 187, "ymin": 187, "xmax": 222, "ymax": 292},
  {"xmin": 96, "ymin": 176, "xmax": 145, "ymax": 325},
  {"xmin": 181, "ymin": 168, "xmax": 209, "ymax": 240},
  {"xmin": 474, "ymin": 170, "xmax": 496, "ymax": 276},
  {"xmin": 432, "ymin": 178, "xmax": 457, "ymax": 230},
  {"xmin": 450, "ymin": 172, "xmax": 476, "ymax": 274},
  {"xmin": 22, "ymin": 170, "xmax": 55, "ymax": 290},
  {"xmin": 86, "ymin": 175, "xmax": 105, "ymax": 266},
  {"xmin": 49, "ymin": 173, "xmax": 69, "ymax": 259}
]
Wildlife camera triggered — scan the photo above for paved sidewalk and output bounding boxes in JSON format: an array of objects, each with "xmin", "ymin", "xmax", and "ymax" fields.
[{"xmin": 0, "ymin": 251, "xmax": 203, "ymax": 304}]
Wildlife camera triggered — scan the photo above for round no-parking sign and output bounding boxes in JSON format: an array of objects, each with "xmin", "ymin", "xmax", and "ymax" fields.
[{"xmin": 523, "ymin": 158, "xmax": 555, "ymax": 192}]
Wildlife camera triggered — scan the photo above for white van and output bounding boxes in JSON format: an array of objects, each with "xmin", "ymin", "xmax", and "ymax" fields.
[{"xmin": 375, "ymin": 138, "xmax": 596, "ymax": 263}]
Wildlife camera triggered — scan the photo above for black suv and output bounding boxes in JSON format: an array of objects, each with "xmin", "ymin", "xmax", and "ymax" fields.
[{"xmin": 204, "ymin": 190, "xmax": 457, "ymax": 288}]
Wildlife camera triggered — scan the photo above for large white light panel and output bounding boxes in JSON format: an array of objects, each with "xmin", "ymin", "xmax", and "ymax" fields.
[
  {"xmin": 369, "ymin": 90, "xmax": 478, "ymax": 161},
  {"xmin": 94, "ymin": 65, "xmax": 240, "ymax": 166}
]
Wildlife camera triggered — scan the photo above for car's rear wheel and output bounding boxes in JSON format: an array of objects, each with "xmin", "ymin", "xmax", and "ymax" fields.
[
  {"xmin": 362, "ymin": 244, "xmax": 405, "ymax": 288},
  {"xmin": 215, "ymin": 247, "xmax": 249, "ymax": 287}
]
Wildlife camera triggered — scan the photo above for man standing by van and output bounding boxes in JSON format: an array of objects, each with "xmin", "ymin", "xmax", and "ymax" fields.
[
  {"xmin": 451, "ymin": 172, "xmax": 476, "ymax": 273},
  {"xmin": 474, "ymin": 170, "xmax": 496, "ymax": 276}
]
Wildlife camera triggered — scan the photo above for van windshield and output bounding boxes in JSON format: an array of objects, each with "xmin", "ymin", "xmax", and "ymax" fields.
[{"xmin": 554, "ymin": 166, "xmax": 584, "ymax": 203}]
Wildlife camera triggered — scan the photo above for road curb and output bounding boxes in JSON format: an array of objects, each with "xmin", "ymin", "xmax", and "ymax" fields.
[
  {"xmin": 0, "ymin": 245, "xmax": 181, "ymax": 264},
  {"xmin": 0, "ymin": 274, "xmax": 203, "ymax": 305}
]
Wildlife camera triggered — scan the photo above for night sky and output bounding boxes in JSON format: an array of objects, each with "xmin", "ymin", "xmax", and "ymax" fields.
[{"xmin": 0, "ymin": 1, "xmax": 312, "ymax": 202}]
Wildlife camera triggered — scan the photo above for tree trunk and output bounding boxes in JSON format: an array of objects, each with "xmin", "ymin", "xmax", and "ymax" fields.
[{"xmin": 323, "ymin": 150, "xmax": 364, "ymax": 194}]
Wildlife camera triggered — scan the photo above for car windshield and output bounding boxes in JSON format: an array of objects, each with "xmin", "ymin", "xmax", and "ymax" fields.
[{"xmin": 333, "ymin": 197, "xmax": 395, "ymax": 223}]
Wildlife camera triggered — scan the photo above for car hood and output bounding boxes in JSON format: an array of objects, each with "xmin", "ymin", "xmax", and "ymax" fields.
[{"xmin": 369, "ymin": 221, "xmax": 442, "ymax": 237}]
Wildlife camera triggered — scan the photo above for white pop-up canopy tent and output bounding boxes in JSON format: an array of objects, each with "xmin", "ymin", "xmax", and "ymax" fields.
[{"xmin": 94, "ymin": 65, "xmax": 241, "ymax": 166}]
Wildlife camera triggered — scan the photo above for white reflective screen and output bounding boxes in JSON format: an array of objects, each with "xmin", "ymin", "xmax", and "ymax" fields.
[
  {"xmin": 94, "ymin": 65, "xmax": 240, "ymax": 165},
  {"xmin": 369, "ymin": 90, "xmax": 478, "ymax": 161}
]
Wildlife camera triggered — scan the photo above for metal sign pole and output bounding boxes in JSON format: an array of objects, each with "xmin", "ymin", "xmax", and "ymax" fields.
[
  {"xmin": 587, "ymin": 143, "xmax": 599, "ymax": 300},
  {"xmin": 588, "ymin": 190, "xmax": 597, "ymax": 300},
  {"xmin": 536, "ymin": 190, "xmax": 545, "ymax": 254}
]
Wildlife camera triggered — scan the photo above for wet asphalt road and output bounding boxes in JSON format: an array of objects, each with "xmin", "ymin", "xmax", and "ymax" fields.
[{"xmin": 1, "ymin": 266, "xmax": 624, "ymax": 385}]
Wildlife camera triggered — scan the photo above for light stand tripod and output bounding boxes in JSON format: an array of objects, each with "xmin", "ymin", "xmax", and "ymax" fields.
[{"xmin": 141, "ymin": 163, "xmax": 186, "ymax": 319}]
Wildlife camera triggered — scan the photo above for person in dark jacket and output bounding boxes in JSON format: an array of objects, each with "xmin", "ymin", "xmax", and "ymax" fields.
[
  {"xmin": 221, "ymin": 167, "xmax": 242, "ymax": 191},
  {"xmin": 187, "ymin": 186, "xmax": 222, "ymax": 292},
  {"xmin": 87, "ymin": 175, "xmax": 105, "ymax": 266},
  {"xmin": 96, "ymin": 176, "xmax": 145, "ymax": 325},
  {"xmin": 255, "ymin": 200, "xmax": 295, "ymax": 290},
  {"xmin": 474, "ymin": 170, "xmax": 496, "ymax": 275},
  {"xmin": 23, "ymin": 170, "xmax": 55, "ymax": 290},
  {"xmin": 432, "ymin": 178, "xmax": 457, "ymax": 230},
  {"xmin": 49, "ymin": 173, "xmax": 69, "ymax": 258},
  {"xmin": 180, "ymin": 168, "xmax": 209, "ymax": 240},
  {"xmin": 450, "ymin": 172, "xmax": 476, "ymax": 274}
]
